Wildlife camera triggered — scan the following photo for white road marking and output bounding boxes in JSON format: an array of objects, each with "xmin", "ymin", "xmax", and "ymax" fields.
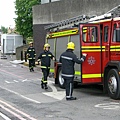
[
  {"xmin": 12, "ymin": 64, "xmax": 17, "ymax": 67},
  {"xmin": 0, "ymin": 112, "xmax": 11, "ymax": 120},
  {"xmin": 95, "ymin": 102, "xmax": 120, "ymax": 110},
  {"xmin": 5, "ymin": 81, "xmax": 14, "ymax": 84},
  {"xmin": 22, "ymin": 79, "xmax": 31, "ymax": 82},
  {"xmin": 43, "ymin": 80, "xmax": 65, "ymax": 100},
  {"xmin": 0, "ymin": 100, "xmax": 37, "ymax": 120},
  {"xmin": 0, "ymin": 104, "xmax": 26, "ymax": 120},
  {"xmin": 43, "ymin": 91, "xmax": 65, "ymax": 100},
  {"xmin": 13, "ymin": 80, "xmax": 19, "ymax": 82},
  {"xmin": 0, "ymin": 86, "xmax": 41, "ymax": 104},
  {"xmin": 5, "ymin": 79, "xmax": 34, "ymax": 84},
  {"xmin": 48, "ymin": 81, "xmax": 58, "ymax": 92}
]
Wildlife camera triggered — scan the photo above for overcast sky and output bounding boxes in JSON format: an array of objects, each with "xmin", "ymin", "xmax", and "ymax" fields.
[{"xmin": 0, "ymin": 0, "xmax": 16, "ymax": 28}]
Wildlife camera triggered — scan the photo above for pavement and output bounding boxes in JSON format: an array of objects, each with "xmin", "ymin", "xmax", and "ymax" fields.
[{"xmin": 0, "ymin": 51, "xmax": 41, "ymax": 70}]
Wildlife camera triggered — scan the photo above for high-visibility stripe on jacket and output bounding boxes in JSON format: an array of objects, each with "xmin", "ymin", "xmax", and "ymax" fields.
[
  {"xmin": 27, "ymin": 47, "xmax": 36, "ymax": 59},
  {"xmin": 38, "ymin": 50, "xmax": 54, "ymax": 68}
]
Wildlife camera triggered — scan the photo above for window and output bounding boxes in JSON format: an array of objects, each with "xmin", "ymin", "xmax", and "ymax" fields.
[
  {"xmin": 104, "ymin": 26, "xmax": 108, "ymax": 42},
  {"xmin": 51, "ymin": 0, "xmax": 60, "ymax": 2},
  {"xmin": 82, "ymin": 26, "xmax": 98, "ymax": 43},
  {"xmin": 41, "ymin": 0, "xmax": 60, "ymax": 4},
  {"xmin": 41, "ymin": 0, "xmax": 49, "ymax": 4},
  {"xmin": 113, "ymin": 23, "xmax": 120, "ymax": 42}
]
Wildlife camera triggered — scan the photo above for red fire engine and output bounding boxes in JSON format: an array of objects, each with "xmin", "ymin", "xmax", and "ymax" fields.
[{"xmin": 45, "ymin": 5, "xmax": 120, "ymax": 99}]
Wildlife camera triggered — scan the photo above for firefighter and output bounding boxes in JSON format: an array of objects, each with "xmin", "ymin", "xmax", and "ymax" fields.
[
  {"xmin": 59, "ymin": 42, "xmax": 87, "ymax": 100},
  {"xmin": 26, "ymin": 42, "xmax": 36, "ymax": 72},
  {"xmin": 38, "ymin": 43, "xmax": 55, "ymax": 89}
]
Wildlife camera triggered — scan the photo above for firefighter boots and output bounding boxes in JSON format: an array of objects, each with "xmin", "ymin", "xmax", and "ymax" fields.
[
  {"xmin": 30, "ymin": 68, "xmax": 32, "ymax": 72},
  {"xmin": 66, "ymin": 97, "xmax": 77, "ymax": 101},
  {"xmin": 41, "ymin": 82, "xmax": 44, "ymax": 89},
  {"xmin": 45, "ymin": 84, "xmax": 48, "ymax": 89},
  {"xmin": 29, "ymin": 68, "xmax": 34, "ymax": 72},
  {"xmin": 31, "ymin": 68, "xmax": 34, "ymax": 72},
  {"xmin": 41, "ymin": 83, "xmax": 48, "ymax": 89}
]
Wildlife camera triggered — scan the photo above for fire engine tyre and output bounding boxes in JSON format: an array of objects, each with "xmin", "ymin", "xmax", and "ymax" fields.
[
  {"xmin": 57, "ymin": 67, "xmax": 65, "ymax": 89},
  {"xmin": 107, "ymin": 69, "xmax": 120, "ymax": 100}
]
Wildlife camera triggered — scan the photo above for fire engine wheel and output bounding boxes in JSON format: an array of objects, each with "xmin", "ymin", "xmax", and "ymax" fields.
[
  {"xmin": 57, "ymin": 67, "xmax": 65, "ymax": 89},
  {"xmin": 107, "ymin": 69, "xmax": 120, "ymax": 100}
]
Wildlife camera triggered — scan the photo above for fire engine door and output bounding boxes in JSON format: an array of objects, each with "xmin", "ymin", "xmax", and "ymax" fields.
[{"xmin": 79, "ymin": 24, "xmax": 102, "ymax": 84}]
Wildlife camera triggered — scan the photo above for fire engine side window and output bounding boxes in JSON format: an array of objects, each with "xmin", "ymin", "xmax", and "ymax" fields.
[
  {"xmin": 47, "ymin": 38, "xmax": 56, "ymax": 69},
  {"xmin": 113, "ymin": 23, "xmax": 120, "ymax": 42},
  {"xmin": 104, "ymin": 26, "xmax": 108, "ymax": 42},
  {"xmin": 56, "ymin": 36, "xmax": 68, "ymax": 60},
  {"xmin": 47, "ymin": 38, "xmax": 55, "ymax": 55},
  {"xmin": 71, "ymin": 35, "xmax": 80, "ymax": 57},
  {"xmin": 82, "ymin": 26, "xmax": 98, "ymax": 43},
  {"xmin": 113, "ymin": 24, "xmax": 117, "ymax": 42}
]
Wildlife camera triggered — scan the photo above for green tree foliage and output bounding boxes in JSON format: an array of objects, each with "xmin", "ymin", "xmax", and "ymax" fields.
[
  {"xmin": 1, "ymin": 26, "xmax": 8, "ymax": 33},
  {"xmin": 15, "ymin": 0, "xmax": 40, "ymax": 38}
]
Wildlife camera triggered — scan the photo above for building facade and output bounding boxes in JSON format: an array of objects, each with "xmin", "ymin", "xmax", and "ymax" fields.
[{"xmin": 33, "ymin": 0, "xmax": 120, "ymax": 57}]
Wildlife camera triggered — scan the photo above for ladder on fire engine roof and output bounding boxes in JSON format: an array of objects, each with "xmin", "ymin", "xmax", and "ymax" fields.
[
  {"xmin": 89, "ymin": 5, "xmax": 120, "ymax": 21},
  {"xmin": 44, "ymin": 15, "xmax": 92, "ymax": 31},
  {"xmin": 44, "ymin": 5, "xmax": 120, "ymax": 31}
]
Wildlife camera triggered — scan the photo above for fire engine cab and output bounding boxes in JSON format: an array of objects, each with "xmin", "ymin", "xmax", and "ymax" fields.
[{"xmin": 45, "ymin": 5, "xmax": 120, "ymax": 99}]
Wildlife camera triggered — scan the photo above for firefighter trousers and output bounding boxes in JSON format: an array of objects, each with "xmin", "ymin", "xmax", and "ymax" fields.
[
  {"xmin": 41, "ymin": 68, "xmax": 50, "ymax": 85},
  {"xmin": 29, "ymin": 59, "xmax": 35, "ymax": 70},
  {"xmin": 64, "ymin": 77, "xmax": 74, "ymax": 98}
]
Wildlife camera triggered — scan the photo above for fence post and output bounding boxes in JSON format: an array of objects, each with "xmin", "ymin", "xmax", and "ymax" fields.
[
  {"xmin": 25, "ymin": 51, "xmax": 27, "ymax": 62},
  {"xmin": 21, "ymin": 51, "xmax": 23, "ymax": 61}
]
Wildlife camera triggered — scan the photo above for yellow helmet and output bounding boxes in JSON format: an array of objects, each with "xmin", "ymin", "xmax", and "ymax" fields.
[
  {"xmin": 29, "ymin": 42, "xmax": 33, "ymax": 44},
  {"xmin": 44, "ymin": 43, "xmax": 50, "ymax": 50},
  {"xmin": 67, "ymin": 42, "xmax": 75, "ymax": 50}
]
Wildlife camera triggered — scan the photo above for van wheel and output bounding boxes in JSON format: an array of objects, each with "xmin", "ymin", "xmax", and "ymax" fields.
[
  {"xmin": 57, "ymin": 67, "xmax": 65, "ymax": 89},
  {"xmin": 107, "ymin": 69, "xmax": 120, "ymax": 99}
]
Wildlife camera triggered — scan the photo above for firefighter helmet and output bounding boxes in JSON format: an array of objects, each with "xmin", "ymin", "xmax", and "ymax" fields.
[
  {"xmin": 67, "ymin": 42, "xmax": 75, "ymax": 50},
  {"xmin": 29, "ymin": 42, "xmax": 33, "ymax": 44},
  {"xmin": 44, "ymin": 43, "xmax": 50, "ymax": 50}
]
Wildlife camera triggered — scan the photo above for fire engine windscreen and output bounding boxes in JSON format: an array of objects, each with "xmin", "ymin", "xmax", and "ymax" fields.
[{"xmin": 82, "ymin": 26, "xmax": 98, "ymax": 42}]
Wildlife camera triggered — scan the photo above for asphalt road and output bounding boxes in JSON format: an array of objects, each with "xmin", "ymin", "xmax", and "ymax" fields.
[{"xmin": 0, "ymin": 55, "xmax": 120, "ymax": 120}]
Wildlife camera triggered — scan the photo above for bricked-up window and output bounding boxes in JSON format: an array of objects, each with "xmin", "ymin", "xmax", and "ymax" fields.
[{"xmin": 41, "ymin": 0, "xmax": 60, "ymax": 4}]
